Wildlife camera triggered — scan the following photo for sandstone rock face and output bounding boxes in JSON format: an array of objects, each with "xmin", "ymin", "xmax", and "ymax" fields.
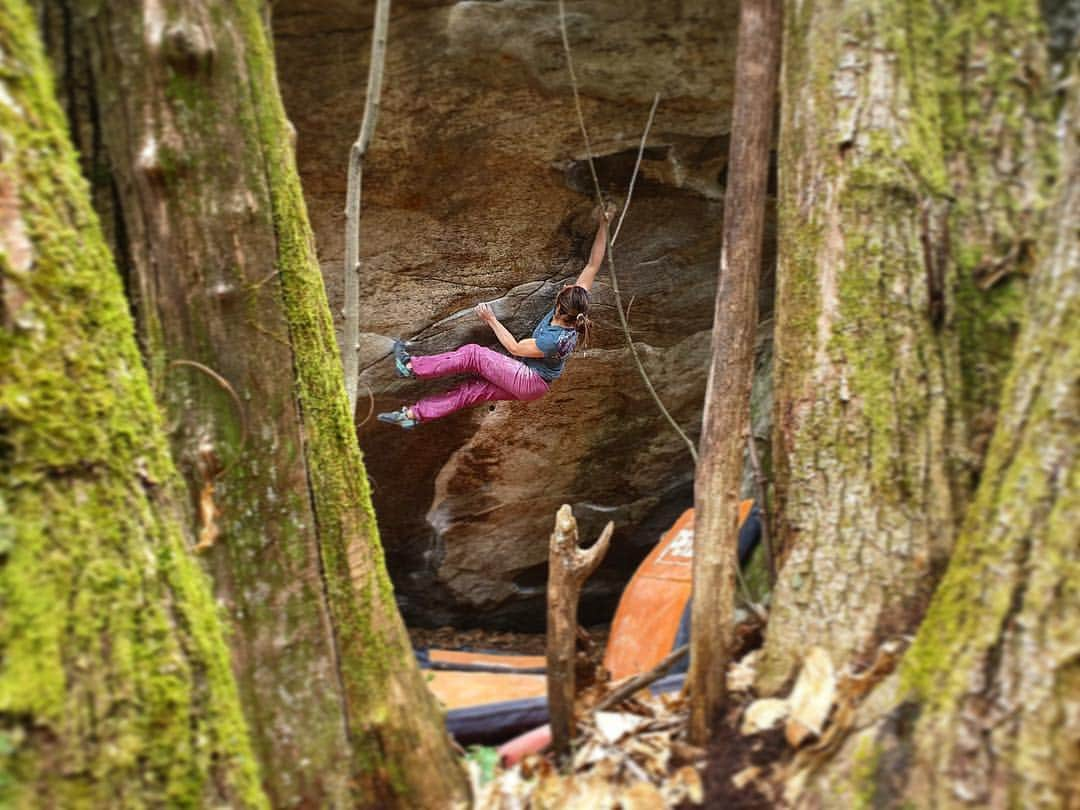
[{"xmin": 274, "ymin": 0, "xmax": 771, "ymax": 628}]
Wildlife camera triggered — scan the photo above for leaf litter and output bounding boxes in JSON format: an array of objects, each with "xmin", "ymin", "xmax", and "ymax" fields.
[
  {"xmin": 472, "ymin": 687, "xmax": 705, "ymax": 809},
  {"xmin": 467, "ymin": 627, "xmax": 905, "ymax": 808}
]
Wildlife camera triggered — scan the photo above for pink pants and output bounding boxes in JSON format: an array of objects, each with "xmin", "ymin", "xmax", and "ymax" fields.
[{"xmin": 410, "ymin": 344, "xmax": 550, "ymax": 422}]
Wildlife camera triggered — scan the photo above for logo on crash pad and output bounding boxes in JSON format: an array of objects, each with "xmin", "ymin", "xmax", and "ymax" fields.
[{"xmin": 656, "ymin": 528, "xmax": 693, "ymax": 565}]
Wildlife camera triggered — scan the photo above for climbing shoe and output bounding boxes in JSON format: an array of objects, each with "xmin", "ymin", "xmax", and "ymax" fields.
[
  {"xmin": 377, "ymin": 407, "xmax": 418, "ymax": 429},
  {"xmin": 392, "ymin": 340, "xmax": 414, "ymax": 378}
]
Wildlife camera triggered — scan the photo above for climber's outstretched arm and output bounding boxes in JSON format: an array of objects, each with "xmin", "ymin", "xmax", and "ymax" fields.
[{"xmin": 574, "ymin": 207, "xmax": 614, "ymax": 292}]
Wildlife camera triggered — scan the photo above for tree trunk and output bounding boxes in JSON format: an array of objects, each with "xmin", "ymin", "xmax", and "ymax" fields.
[
  {"xmin": 790, "ymin": 49, "xmax": 1079, "ymax": 806},
  {"xmin": 759, "ymin": 0, "xmax": 1055, "ymax": 692},
  {"xmin": 0, "ymin": 3, "xmax": 266, "ymax": 807},
  {"xmin": 690, "ymin": 0, "xmax": 781, "ymax": 744},
  {"xmin": 45, "ymin": 1, "xmax": 468, "ymax": 807}
]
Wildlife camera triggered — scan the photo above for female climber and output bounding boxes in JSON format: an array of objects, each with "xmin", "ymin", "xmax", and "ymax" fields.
[{"xmin": 377, "ymin": 207, "xmax": 613, "ymax": 429}]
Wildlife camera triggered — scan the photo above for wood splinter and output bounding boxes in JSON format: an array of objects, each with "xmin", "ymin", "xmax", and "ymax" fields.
[{"xmin": 546, "ymin": 504, "xmax": 614, "ymax": 763}]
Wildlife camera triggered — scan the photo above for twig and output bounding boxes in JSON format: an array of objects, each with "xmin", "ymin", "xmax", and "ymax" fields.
[
  {"xmin": 592, "ymin": 643, "xmax": 688, "ymax": 713},
  {"xmin": 556, "ymin": 2, "xmax": 698, "ymax": 464},
  {"xmin": 246, "ymin": 267, "xmax": 280, "ymax": 291},
  {"xmin": 356, "ymin": 381, "xmax": 376, "ymax": 427},
  {"xmin": 168, "ymin": 360, "xmax": 249, "ymax": 460},
  {"xmin": 611, "ymin": 92, "xmax": 660, "ymax": 247},
  {"xmin": 343, "ymin": 0, "xmax": 391, "ymax": 413},
  {"xmin": 734, "ymin": 551, "xmax": 757, "ymax": 611}
]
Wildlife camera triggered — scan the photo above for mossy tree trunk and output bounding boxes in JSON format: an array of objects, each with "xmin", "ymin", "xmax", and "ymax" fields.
[
  {"xmin": 759, "ymin": 0, "xmax": 1055, "ymax": 691},
  {"xmin": 0, "ymin": 2, "xmax": 267, "ymax": 807},
  {"xmin": 40, "ymin": 1, "xmax": 469, "ymax": 807},
  {"xmin": 790, "ymin": 50, "xmax": 1078, "ymax": 806}
]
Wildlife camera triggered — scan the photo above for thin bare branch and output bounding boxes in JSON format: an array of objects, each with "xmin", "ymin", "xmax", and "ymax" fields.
[
  {"xmin": 690, "ymin": 0, "xmax": 781, "ymax": 746},
  {"xmin": 592, "ymin": 643, "xmax": 689, "ymax": 714},
  {"xmin": 734, "ymin": 549, "xmax": 757, "ymax": 609},
  {"xmin": 168, "ymin": 359, "xmax": 249, "ymax": 459},
  {"xmin": 606, "ymin": 250, "xmax": 699, "ymax": 464},
  {"xmin": 611, "ymin": 92, "xmax": 660, "ymax": 247},
  {"xmin": 343, "ymin": 0, "xmax": 391, "ymax": 413},
  {"xmin": 356, "ymin": 381, "xmax": 377, "ymax": 427},
  {"xmin": 579, "ymin": 519, "xmax": 615, "ymax": 580}
]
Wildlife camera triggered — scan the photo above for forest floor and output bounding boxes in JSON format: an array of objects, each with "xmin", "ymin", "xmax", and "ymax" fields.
[
  {"xmin": 430, "ymin": 617, "xmax": 791, "ymax": 808},
  {"xmin": 451, "ymin": 614, "xmax": 906, "ymax": 808}
]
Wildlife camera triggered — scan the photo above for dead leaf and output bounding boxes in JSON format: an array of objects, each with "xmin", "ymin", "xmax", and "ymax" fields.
[
  {"xmin": 670, "ymin": 740, "xmax": 706, "ymax": 765},
  {"xmin": 193, "ymin": 480, "xmax": 220, "ymax": 553},
  {"xmin": 479, "ymin": 663, "xmax": 710, "ymax": 808},
  {"xmin": 618, "ymin": 779, "xmax": 667, "ymax": 809},
  {"xmin": 595, "ymin": 711, "xmax": 646, "ymax": 744},
  {"xmin": 727, "ymin": 649, "xmax": 761, "ymax": 692},
  {"xmin": 572, "ymin": 739, "xmax": 608, "ymax": 769},
  {"xmin": 785, "ymin": 647, "xmax": 836, "ymax": 746},
  {"xmin": 731, "ymin": 765, "xmax": 761, "ymax": 790},
  {"xmin": 662, "ymin": 765, "xmax": 704, "ymax": 805},
  {"xmin": 741, "ymin": 697, "xmax": 790, "ymax": 734}
]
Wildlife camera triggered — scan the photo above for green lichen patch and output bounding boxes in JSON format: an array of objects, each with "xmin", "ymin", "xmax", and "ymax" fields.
[{"xmin": 764, "ymin": 0, "xmax": 1058, "ymax": 697}]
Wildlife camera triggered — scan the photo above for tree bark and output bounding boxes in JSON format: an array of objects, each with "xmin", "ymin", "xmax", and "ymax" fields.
[
  {"xmin": 0, "ymin": 3, "xmax": 266, "ymax": 806},
  {"xmin": 791, "ymin": 48, "xmax": 1079, "ymax": 806},
  {"xmin": 690, "ymin": 0, "xmax": 781, "ymax": 744},
  {"xmin": 546, "ymin": 506, "xmax": 613, "ymax": 762},
  {"xmin": 48, "ymin": 1, "xmax": 468, "ymax": 807},
  {"xmin": 759, "ymin": 0, "xmax": 1056, "ymax": 692}
]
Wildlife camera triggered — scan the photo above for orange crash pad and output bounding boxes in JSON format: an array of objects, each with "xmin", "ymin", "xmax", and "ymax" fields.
[
  {"xmin": 603, "ymin": 500, "xmax": 753, "ymax": 680},
  {"xmin": 426, "ymin": 670, "xmax": 547, "ymax": 710}
]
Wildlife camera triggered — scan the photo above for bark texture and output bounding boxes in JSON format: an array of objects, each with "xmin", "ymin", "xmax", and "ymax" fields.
[
  {"xmin": 45, "ymin": 1, "xmax": 468, "ymax": 806},
  {"xmin": 792, "ymin": 47, "xmax": 1079, "ymax": 807},
  {"xmin": 0, "ymin": 3, "xmax": 266, "ymax": 807},
  {"xmin": 690, "ymin": 0, "xmax": 781, "ymax": 744},
  {"xmin": 760, "ymin": 0, "xmax": 1055, "ymax": 691}
]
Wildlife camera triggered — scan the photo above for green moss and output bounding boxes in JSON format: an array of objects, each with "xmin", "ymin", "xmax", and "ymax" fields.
[
  {"xmin": 232, "ymin": 2, "xmax": 465, "ymax": 805},
  {"xmin": 953, "ymin": 274, "xmax": 1026, "ymax": 425},
  {"xmin": 773, "ymin": 0, "xmax": 823, "ymax": 386},
  {"xmin": 766, "ymin": 0, "xmax": 1058, "ymax": 698},
  {"xmin": 165, "ymin": 71, "xmax": 206, "ymax": 111},
  {"xmin": 849, "ymin": 734, "xmax": 882, "ymax": 810},
  {"xmin": 0, "ymin": 3, "xmax": 266, "ymax": 806},
  {"xmin": 898, "ymin": 129, "xmax": 1074, "ymax": 724},
  {"xmin": 779, "ymin": 0, "xmax": 1055, "ymax": 494},
  {"xmin": 775, "ymin": 203, "xmax": 822, "ymax": 381}
]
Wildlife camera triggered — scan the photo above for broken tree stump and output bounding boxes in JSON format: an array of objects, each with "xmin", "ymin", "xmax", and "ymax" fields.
[{"xmin": 546, "ymin": 505, "xmax": 614, "ymax": 763}]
